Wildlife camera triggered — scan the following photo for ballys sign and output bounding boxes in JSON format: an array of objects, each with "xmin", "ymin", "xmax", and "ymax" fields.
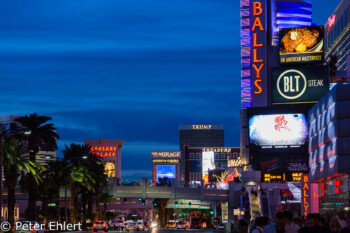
[{"xmin": 272, "ymin": 66, "xmax": 329, "ymax": 104}]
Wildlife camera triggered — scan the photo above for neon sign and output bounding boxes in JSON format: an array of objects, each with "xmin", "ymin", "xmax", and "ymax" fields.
[
  {"xmin": 91, "ymin": 146, "xmax": 118, "ymax": 157},
  {"xmin": 302, "ymin": 175, "xmax": 310, "ymax": 216},
  {"xmin": 328, "ymin": 15, "xmax": 336, "ymax": 32},
  {"xmin": 251, "ymin": 0, "xmax": 267, "ymax": 107},
  {"xmin": 151, "ymin": 151, "xmax": 181, "ymax": 159},
  {"xmin": 192, "ymin": 125, "xmax": 212, "ymax": 130}
]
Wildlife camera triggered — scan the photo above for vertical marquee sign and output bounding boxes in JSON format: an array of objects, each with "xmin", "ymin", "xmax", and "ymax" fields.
[
  {"xmin": 240, "ymin": 0, "xmax": 268, "ymax": 108},
  {"xmin": 301, "ymin": 174, "xmax": 311, "ymax": 216}
]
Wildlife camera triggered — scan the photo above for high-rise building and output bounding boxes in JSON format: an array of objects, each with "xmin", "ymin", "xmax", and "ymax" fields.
[
  {"xmin": 0, "ymin": 115, "xmax": 57, "ymax": 165},
  {"xmin": 179, "ymin": 124, "xmax": 224, "ymax": 186},
  {"xmin": 324, "ymin": 0, "xmax": 350, "ymax": 73}
]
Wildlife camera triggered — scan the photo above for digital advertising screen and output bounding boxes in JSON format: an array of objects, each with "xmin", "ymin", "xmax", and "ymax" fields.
[
  {"xmin": 202, "ymin": 151, "xmax": 215, "ymax": 184},
  {"xmin": 272, "ymin": 66, "xmax": 329, "ymax": 104},
  {"xmin": 249, "ymin": 114, "xmax": 308, "ymax": 146},
  {"xmin": 156, "ymin": 165, "xmax": 176, "ymax": 183},
  {"xmin": 104, "ymin": 161, "xmax": 116, "ymax": 178},
  {"xmin": 279, "ymin": 26, "xmax": 324, "ymax": 64}
]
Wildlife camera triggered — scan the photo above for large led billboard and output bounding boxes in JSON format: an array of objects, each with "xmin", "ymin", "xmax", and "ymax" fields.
[
  {"xmin": 279, "ymin": 26, "xmax": 324, "ymax": 64},
  {"xmin": 202, "ymin": 151, "xmax": 215, "ymax": 184},
  {"xmin": 156, "ymin": 165, "xmax": 176, "ymax": 183},
  {"xmin": 249, "ymin": 114, "xmax": 308, "ymax": 146},
  {"xmin": 272, "ymin": 66, "xmax": 329, "ymax": 104}
]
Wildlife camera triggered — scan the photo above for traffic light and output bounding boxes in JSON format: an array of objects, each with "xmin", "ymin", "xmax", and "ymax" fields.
[
  {"xmin": 189, "ymin": 202, "xmax": 191, "ymax": 208},
  {"xmin": 210, "ymin": 209, "xmax": 214, "ymax": 216},
  {"xmin": 184, "ymin": 213, "xmax": 187, "ymax": 216},
  {"xmin": 153, "ymin": 201, "xmax": 158, "ymax": 207},
  {"xmin": 142, "ymin": 200, "xmax": 145, "ymax": 206},
  {"xmin": 138, "ymin": 198, "xmax": 142, "ymax": 202},
  {"xmin": 179, "ymin": 213, "xmax": 183, "ymax": 217},
  {"xmin": 175, "ymin": 201, "xmax": 178, "ymax": 207}
]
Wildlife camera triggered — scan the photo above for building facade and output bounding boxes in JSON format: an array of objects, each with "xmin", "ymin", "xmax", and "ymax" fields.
[
  {"xmin": 308, "ymin": 83, "xmax": 350, "ymax": 215},
  {"xmin": 179, "ymin": 124, "xmax": 224, "ymax": 186},
  {"xmin": 184, "ymin": 146, "xmax": 240, "ymax": 188},
  {"xmin": 325, "ymin": 0, "xmax": 350, "ymax": 72},
  {"xmin": 84, "ymin": 139, "xmax": 124, "ymax": 185}
]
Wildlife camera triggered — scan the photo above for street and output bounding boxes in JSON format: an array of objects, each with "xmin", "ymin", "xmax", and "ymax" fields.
[{"xmin": 63, "ymin": 229, "xmax": 225, "ymax": 233}]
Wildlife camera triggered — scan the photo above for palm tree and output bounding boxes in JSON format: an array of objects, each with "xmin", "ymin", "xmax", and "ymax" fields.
[
  {"xmin": 3, "ymin": 133, "xmax": 44, "ymax": 226},
  {"xmin": 63, "ymin": 144, "xmax": 96, "ymax": 223},
  {"xmin": 99, "ymin": 192, "xmax": 114, "ymax": 220},
  {"xmin": 42, "ymin": 160, "xmax": 70, "ymax": 221},
  {"xmin": 15, "ymin": 113, "xmax": 59, "ymax": 220}
]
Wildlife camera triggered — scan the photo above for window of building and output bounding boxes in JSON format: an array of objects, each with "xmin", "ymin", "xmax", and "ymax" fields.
[
  {"xmin": 221, "ymin": 153, "xmax": 225, "ymax": 160},
  {"xmin": 190, "ymin": 153, "xmax": 194, "ymax": 160},
  {"xmin": 227, "ymin": 153, "xmax": 231, "ymax": 159},
  {"xmin": 215, "ymin": 153, "xmax": 219, "ymax": 160},
  {"xmin": 233, "ymin": 152, "xmax": 239, "ymax": 160},
  {"xmin": 342, "ymin": 14, "xmax": 344, "ymax": 31},
  {"xmin": 346, "ymin": 8, "xmax": 349, "ymax": 27},
  {"xmin": 196, "ymin": 152, "xmax": 201, "ymax": 160}
]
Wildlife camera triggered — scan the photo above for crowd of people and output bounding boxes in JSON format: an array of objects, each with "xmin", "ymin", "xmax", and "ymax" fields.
[{"xmin": 231, "ymin": 212, "xmax": 350, "ymax": 233}]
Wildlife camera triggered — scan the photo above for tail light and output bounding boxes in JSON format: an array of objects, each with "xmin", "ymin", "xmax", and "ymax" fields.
[
  {"xmin": 31, "ymin": 226, "xmax": 35, "ymax": 232},
  {"xmin": 103, "ymin": 224, "xmax": 106, "ymax": 227},
  {"xmin": 93, "ymin": 223, "xmax": 97, "ymax": 227}
]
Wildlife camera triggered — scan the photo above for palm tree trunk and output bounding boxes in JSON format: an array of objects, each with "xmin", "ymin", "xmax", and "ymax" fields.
[
  {"xmin": 96, "ymin": 195, "xmax": 101, "ymax": 220},
  {"xmin": 87, "ymin": 195, "xmax": 93, "ymax": 221},
  {"xmin": 70, "ymin": 182, "xmax": 78, "ymax": 223},
  {"xmin": 7, "ymin": 183, "xmax": 16, "ymax": 226},
  {"xmin": 81, "ymin": 189, "xmax": 87, "ymax": 229},
  {"xmin": 55, "ymin": 197, "xmax": 61, "ymax": 222},
  {"xmin": 28, "ymin": 152, "xmax": 37, "ymax": 220}
]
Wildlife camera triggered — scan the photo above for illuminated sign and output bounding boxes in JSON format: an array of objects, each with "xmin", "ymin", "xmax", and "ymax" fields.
[
  {"xmin": 202, "ymin": 148, "xmax": 232, "ymax": 153},
  {"xmin": 291, "ymin": 173, "xmax": 303, "ymax": 181},
  {"xmin": 301, "ymin": 175, "xmax": 311, "ymax": 216},
  {"xmin": 320, "ymin": 183, "xmax": 325, "ymax": 191},
  {"xmin": 228, "ymin": 158, "xmax": 244, "ymax": 168},
  {"xmin": 272, "ymin": 66, "xmax": 329, "ymax": 104},
  {"xmin": 156, "ymin": 165, "xmax": 176, "ymax": 183},
  {"xmin": 328, "ymin": 15, "xmax": 336, "ymax": 32},
  {"xmin": 279, "ymin": 26, "xmax": 324, "ymax": 64},
  {"xmin": 263, "ymin": 173, "xmax": 284, "ymax": 182},
  {"xmin": 261, "ymin": 158, "xmax": 279, "ymax": 171},
  {"xmin": 202, "ymin": 152, "xmax": 215, "ymax": 184},
  {"xmin": 288, "ymin": 162, "xmax": 308, "ymax": 172},
  {"xmin": 91, "ymin": 146, "xmax": 119, "ymax": 157},
  {"xmin": 335, "ymin": 180, "xmax": 341, "ymax": 187},
  {"xmin": 152, "ymin": 159, "xmax": 180, "ymax": 163},
  {"xmin": 250, "ymin": 0, "xmax": 267, "ymax": 107},
  {"xmin": 151, "ymin": 151, "xmax": 181, "ymax": 159},
  {"xmin": 104, "ymin": 161, "xmax": 115, "ymax": 178},
  {"xmin": 249, "ymin": 114, "xmax": 308, "ymax": 146},
  {"xmin": 192, "ymin": 125, "xmax": 212, "ymax": 130}
]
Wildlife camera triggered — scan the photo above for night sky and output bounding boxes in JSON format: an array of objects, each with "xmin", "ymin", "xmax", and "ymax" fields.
[{"xmin": 0, "ymin": 0, "xmax": 340, "ymax": 179}]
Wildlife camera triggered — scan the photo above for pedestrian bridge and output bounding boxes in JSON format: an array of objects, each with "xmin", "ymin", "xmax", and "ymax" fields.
[{"xmin": 112, "ymin": 178, "xmax": 242, "ymax": 202}]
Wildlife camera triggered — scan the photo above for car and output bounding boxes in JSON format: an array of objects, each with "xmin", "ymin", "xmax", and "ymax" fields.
[
  {"xmin": 143, "ymin": 221, "xmax": 151, "ymax": 230},
  {"xmin": 125, "ymin": 222, "xmax": 138, "ymax": 231},
  {"xmin": 93, "ymin": 220, "xmax": 108, "ymax": 232},
  {"xmin": 136, "ymin": 221, "xmax": 145, "ymax": 231},
  {"xmin": 175, "ymin": 221, "xmax": 187, "ymax": 230},
  {"xmin": 167, "ymin": 220, "xmax": 176, "ymax": 229},
  {"xmin": 215, "ymin": 223, "xmax": 225, "ymax": 230},
  {"xmin": 108, "ymin": 220, "xmax": 125, "ymax": 230},
  {"xmin": 13, "ymin": 221, "xmax": 45, "ymax": 233}
]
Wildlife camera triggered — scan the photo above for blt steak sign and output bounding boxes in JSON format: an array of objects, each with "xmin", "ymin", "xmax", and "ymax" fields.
[{"xmin": 272, "ymin": 66, "xmax": 329, "ymax": 104}]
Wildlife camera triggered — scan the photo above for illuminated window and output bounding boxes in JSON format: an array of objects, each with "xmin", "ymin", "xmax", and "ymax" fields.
[
  {"xmin": 215, "ymin": 153, "xmax": 219, "ymax": 160},
  {"xmin": 196, "ymin": 153, "xmax": 201, "ymax": 160},
  {"xmin": 221, "ymin": 153, "xmax": 225, "ymax": 160},
  {"xmin": 227, "ymin": 153, "xmax": 231, "ymax": 159},
  {"xmin": 190, "ymin": 153, "xmax": 194, "ymax": 160}
]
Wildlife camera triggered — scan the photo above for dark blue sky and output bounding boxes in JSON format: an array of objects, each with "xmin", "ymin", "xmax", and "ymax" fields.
[{"xmin": 0, "ymin": 0, "xmax": 340, "ymax": 179}]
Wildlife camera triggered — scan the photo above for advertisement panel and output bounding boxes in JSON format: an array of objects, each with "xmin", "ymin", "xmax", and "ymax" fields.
[
  {"xmin": 272, "ymin": 66, "xmax": 329, "ymax": 104},
  {"xmin": 249, "ymin": 114, "xmax": 308, "ymax": 146},
  {"xmin": 279, "ymin": 26, "xmax": 324, "ymax": 64},
  {"xmin": 202, "ymin": 151, "xmax": 215, "ymax": 184},
  {"xmin": 104, "ymin": 161, "xmax": 115, "ymax": 178},
  {"xmin": 156, "ymin": 165, "xmax": 176, "ymax": 183},
  {"xmin": 301, "ymin": 175, "xmax": 311, "ymax": 216}
]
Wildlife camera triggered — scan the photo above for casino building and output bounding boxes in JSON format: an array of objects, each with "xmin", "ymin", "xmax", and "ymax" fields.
[
  {"xmin": 151, "ymin": 151, "xmax": 181, "ymax": 186},
  {"xmin": 183, "ymin": 146, "xmax": 241, "ymax": 188},
  {"xmin": 308, "ymin": 84, "xmax": 350, "ymax": 215},
  {"xmin": 84, "ymin": 139, "xmax": 124, "ymax": 185},
  {"xmin": 324, "ymin": 0, "xmax": 350, "ymax": 72},
  {"xmin": 179, "ymin": 124, "xmax": 224, "ymax": 186}
]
